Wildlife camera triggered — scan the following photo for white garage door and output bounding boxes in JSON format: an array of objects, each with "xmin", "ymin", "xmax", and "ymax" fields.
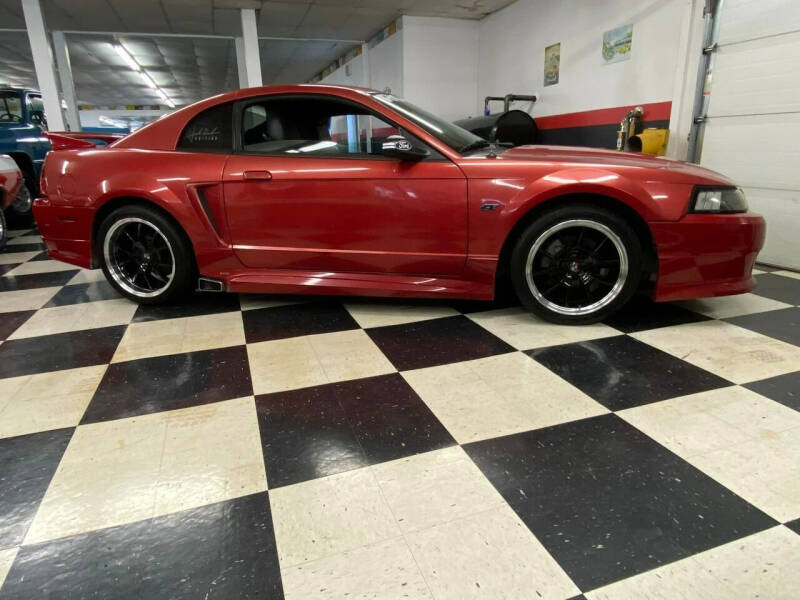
[{"xmin": 699, "ymin": 0, "xmax": 800, "ymax": 269}]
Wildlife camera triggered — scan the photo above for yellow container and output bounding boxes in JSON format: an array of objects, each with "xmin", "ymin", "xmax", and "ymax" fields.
[{"xmin": 634, "ymin": 128, "xmax": 669, "ymax": 156}]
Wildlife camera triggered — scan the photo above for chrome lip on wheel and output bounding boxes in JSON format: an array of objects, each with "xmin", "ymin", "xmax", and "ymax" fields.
[
  {"xmin": 103, "ymin": 217, "xmax": 175, "ymax": 298},
  {"xmin": 525, "ymin": 219, "xmax": 628, "ymax": 316},
  {"xmin": 12, "ymin": 184, "xmax": 32, "ymax": 213}
]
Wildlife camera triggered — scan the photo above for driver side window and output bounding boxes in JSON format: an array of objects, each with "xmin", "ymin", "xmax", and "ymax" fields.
[{"xmin": 240, "ymin": 96, "xmax": 435, "ymax": 159}]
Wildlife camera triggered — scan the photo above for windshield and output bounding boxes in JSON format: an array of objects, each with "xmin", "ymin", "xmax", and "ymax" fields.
[
  {"xmin": 0, "ymin": 91, "xmax": 23, "ymax": 123},
  {"xmin": 373, "ymin": 93, "xmax": 484, "ymax": 154}
]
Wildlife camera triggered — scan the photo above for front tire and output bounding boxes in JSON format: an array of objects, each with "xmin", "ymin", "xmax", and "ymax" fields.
[
  {"xmin": 511, "ymin": 205, "xmax": 642, "ymax": 324},
  {"xmin": 98, "ymin": 205, "xmax": 194, "ymax": 304}
]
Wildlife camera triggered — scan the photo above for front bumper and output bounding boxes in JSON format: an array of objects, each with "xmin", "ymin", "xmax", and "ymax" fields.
[
  {"xmin": 32, "ymin": 197, "xmax": 95, "ymax": 269},
  {"xmin": 651, "ymin": 213, "xmax": 766, "ymax": 302}
]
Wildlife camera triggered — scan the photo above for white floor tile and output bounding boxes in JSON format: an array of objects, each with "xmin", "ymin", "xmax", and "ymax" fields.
[
  {"xmin": 633, "ymin": 320, "xmax": 800, "ymax": 384},
  {"xmin": 402, "ymin": 352, "xmax": 607, "ymax": 443},
  {"xmin": 0, "ymin": 547, "xmax": 19, "ymax": 590},
  {"xmin": 3, "ymin": 259, "xmax": 77, "ymax": 277},
  {"xmin": 587, "ymin": 526, "xmax": 800, "ymax": 600},
  {"xmin": 269, "ymin": 467, "xmax": 400, "ymax": 568},
  {"xmin": 6, "ymin": 235, "xmax": 41, "ymax": 245},
  {"xmin": 281, "ymin": 537, "xmax": 431, "ymax": 600},
  {"xmin": 467, "ymin": 307, "xmax": 619, "ymax": 350},
  {"xmin": 112, "ymin": 311, "xmax": 245, "ymax": 362},
  {"xmin": 247, "ymin": 329, "xmax": 394, "ymax": 395},
  {"xmin": 0, "ymin": 287, "xmax": 60, "ymax": 312},
  {"xmin": 621, "ymin": 386, "xmax": 800, "ymax": 522},
  {"xmin": 9, "ymin": 299, "xmax": 137, "ymax": 339},
  {"xmin": 24, "ymin": 397, "xmax": 266, "ymax": 544},
  {"xmin": 0, "ymin": 365, "xmax": 107, "ymax": 439},
  {"xmin": 0, "ymin": 251, "xmax": 39, "ymax": 265},
  {"xmin": 677, "ymin": 293, "xmax": 791, "ymax": 319},
  {"xmin": 372, "ymin": 446, "xmax": 506, "ymax": 533},
  {"xmin": 408, "ymin": 504, "xmax": 580, "ymax": 600},
  {"xmin": 773, "ymin": 270, "xmax": 800, "ymax": 281}
]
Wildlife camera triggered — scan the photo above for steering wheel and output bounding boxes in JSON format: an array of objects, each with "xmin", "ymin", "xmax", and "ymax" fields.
[{"xmin": 0, "ymin": 112, "xmax": 21, "ymax": 122}]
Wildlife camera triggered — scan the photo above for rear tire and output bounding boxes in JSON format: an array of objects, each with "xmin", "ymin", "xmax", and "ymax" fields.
[
  {"xmin": 6, "ymin": 167, "xmax": 35, "ymax": 227},
  {"xmin": 98, "ymin": 205, "xmax": 194, "ymax": 304},
  {"xmin": 510, "ymin": 204, "xmax": 642, "ymax": 324}
]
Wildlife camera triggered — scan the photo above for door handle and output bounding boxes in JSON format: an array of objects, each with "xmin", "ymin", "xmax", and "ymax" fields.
[{"xmin": 243, "ymin": 170, "xmax": 272, "ymax": 181}]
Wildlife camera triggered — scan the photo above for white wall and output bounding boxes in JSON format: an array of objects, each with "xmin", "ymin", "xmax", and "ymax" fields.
[
  {"xmin": 477, "ymin": 0, "xmax": 688, "ymax": 118},
  {"xmin": 401, "ymin": 16, "xmax": 479, "ymax": 121},
  {"xmin": 368, "ymin": 33, "xmax": 403, "ymax": 96},
  {"xmin": 320, "ymin": 54, "xmax": 365, "ymax": 87},
  {"xmin": 320, "ymin": 33, "xmax": 404, "ymax": 98}
]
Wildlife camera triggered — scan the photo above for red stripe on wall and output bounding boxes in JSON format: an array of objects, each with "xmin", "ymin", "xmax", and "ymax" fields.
[{"xmin": 535, "ymin": 101, "xmax": 672, "ymax": 130}]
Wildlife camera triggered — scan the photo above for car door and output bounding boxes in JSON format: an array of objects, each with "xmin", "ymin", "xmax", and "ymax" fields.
[{"xmin": 222, "ymin": 94, "xmax": 467, "ymax": 275}]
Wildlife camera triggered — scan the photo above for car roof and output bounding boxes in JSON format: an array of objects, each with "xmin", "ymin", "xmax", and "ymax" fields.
[{"xmin": 113, "ymin": 84, "xmax": 384, "ymax": 151}]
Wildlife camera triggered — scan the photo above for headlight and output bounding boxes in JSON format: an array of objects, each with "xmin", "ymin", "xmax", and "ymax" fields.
[{"xmin": 691, "ymin": 187, "xmax": 748, "ymax": 213}]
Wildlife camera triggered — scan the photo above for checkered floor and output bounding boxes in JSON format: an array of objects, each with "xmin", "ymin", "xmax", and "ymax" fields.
[{"xmin": 1, "ymin": 226, "xmax": 799, "ymax": 599}]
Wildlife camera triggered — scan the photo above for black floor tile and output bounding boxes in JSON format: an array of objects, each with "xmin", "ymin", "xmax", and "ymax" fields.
[
  {"xmin": 450, "ymin": 286, "xmax": 521, "ymax": 314},
  {"xmin": 786, "ymin": 518, "xmax": 800, "ymax": 536},
  {"xmin": 0, "ymin": 492, "xmax": 284, "ymax": 599},
  {"xmin": 366, "ymin": 315, "xmax": 514, "ymax": 371},
  {"xmin": 132, "ymin": 292, "xmax": 242, "ymax": 322},
  {"xmin": 243, "ymin": 301, "xmax": 358, "ymax": 344},
  {"xmin": 82, "ymin": 346, "xmax": 253, "ymax": 424},
  {"xmin": 0, "ymin": 428, "xmax": 74, "ymax": 549},
  {"xmin": 0, "ymin": 325, "xmax": 127, "ymax": 378},
  {"xmin": 44, "ymin": 280, "xmax": 122, "ymax": 307},
  {"xmin": 752, "ymin": 273, "xmax": 800, "ymax": 305},
  {"xmin": 528, "ymin": 335, "xmax": 731, "ymax": 411},
  {"xmin": 743, "ymin": 371, "xmax": 800, "ymax": 413},
  {"xmin": 0, "ymin": 263, "xmax": 20, "ymax": 275},
  {"xmin": 603, "ymin": 295, "xmax": 710, "ymax": 333},
  {"xmin": 255, "ymin": 373, "xmax": 455, "ymax": 488},
  {"xmin": 336, "ymin": 373, "xmax": 455, "ymax": 464},
  {"xmin": 28, "ymin": 251, "xmax": 51, "ymax": 262},
  {"xmin": 0, "ymin": 242, "xmax": 46, "ymax": 253},
  {"xmin": 0, "ymin": 310, "xmax": 34, "ymax": 340},
  {"xmin": 0, "ymin": 269, "xmax": 79, "ymax": 291},
  {"xmin": 726, "ymin": 307, "xmax": 800, "ymax": 347},
  {"xmin": 464, "ymin": 413, "xmax": 776, "ymax": 591}
]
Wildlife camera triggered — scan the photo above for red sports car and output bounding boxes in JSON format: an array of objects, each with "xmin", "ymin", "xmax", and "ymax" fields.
[{"xmin": 33, "ymin": 85, "xmax": 765, "ymax": 323}]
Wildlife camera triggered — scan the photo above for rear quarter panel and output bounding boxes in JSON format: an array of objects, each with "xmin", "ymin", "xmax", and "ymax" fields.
[{"xmin": 39, "ymin": 148, "xmax": 235, "ymax": 270}]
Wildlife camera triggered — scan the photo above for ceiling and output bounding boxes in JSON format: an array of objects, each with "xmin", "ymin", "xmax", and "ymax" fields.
[{"xmin": 0, "ymin": 0, "xmax": 517, "ymax": 106}]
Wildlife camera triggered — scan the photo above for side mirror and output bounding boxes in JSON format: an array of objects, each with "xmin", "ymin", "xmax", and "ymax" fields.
[
  {"xmin": 382, "ymin": 135, "xmax": 429, "ymax": 161},
  {"xmin": 30, "ymin": 111, "xmax": 47, "ymax": 130}
]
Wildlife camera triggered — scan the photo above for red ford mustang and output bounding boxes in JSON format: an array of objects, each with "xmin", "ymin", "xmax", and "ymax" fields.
[{"xmin": 34, "ymin": 85, "xmax": 765, "ymax": 323}]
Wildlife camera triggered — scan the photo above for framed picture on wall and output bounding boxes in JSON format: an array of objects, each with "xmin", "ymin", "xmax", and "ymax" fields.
[
  {"xmin": 602, "ymin": 24, "xmax": 633, "ymax": 64},
  {"xmin": 544, "ymin": 43, "xmax": 560, "ymax": 86}
]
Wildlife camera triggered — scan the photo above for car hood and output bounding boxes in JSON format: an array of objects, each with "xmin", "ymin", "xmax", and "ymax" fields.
[{"xmin": 499, "ymin": 145, "xmax": 735, "ymax": 185}]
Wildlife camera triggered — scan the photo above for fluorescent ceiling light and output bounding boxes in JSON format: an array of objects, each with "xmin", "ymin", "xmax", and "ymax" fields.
[
  {"xmin": 115, "ymin": 40, "xmax": 176, "ymax": 109},
  {"xmin": 139, "ymin": 71, "xmax": 157, "ymax": 89},
  {"xmin": 114, "ymin": 44, "xmax": 140, "ymax": 71}
]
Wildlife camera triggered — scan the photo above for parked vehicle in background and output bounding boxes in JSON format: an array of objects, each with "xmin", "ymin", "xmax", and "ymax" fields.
[
  {"xmin": 0, "ymin": 87, "xmax": 51, "ymax": 224},
  {"xmin": 34, "ymin": 85, "xmax": 765, "ymax": 324},
  {"xmin": 0, "ymin": 154, "xmax": 24, "ymax": 249}
]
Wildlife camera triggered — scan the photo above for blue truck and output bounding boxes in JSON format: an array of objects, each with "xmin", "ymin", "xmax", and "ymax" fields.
[{"xmin": 0, "ymin": 86, "xmax": 51, "ymax": 224}]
